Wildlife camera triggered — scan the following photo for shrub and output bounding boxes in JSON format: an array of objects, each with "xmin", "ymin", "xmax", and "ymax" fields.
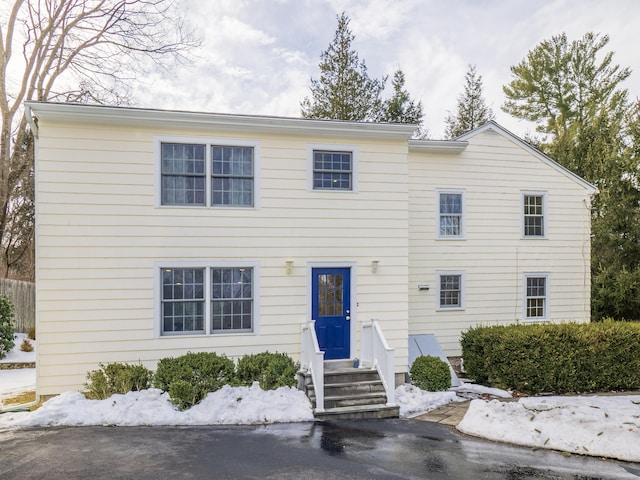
[
  {"xmin": 27, "ymin": 325, "xmax": 36, "ymax": 340},
  {"xmin": 154, "ymin": 352, "xmax": 235, "ymax": 410},
  {"xmin": 236, "ymin": 352, "xmax": 298, "ymax": 390},
  {"xmin": 461, "ymin": 322, "xmax": 640, "ymax": 394},
  {"xmin": 410, "ymin": 355, "xmax": 451, "ymax": 391},
  {"xmin": 20, "ymin": 339, "xmax": 33, "ymax": 352},
  {"xmin": 84, "ymin": 362, "xmax": 153, "ymax": 400},
  {"xmin": 0, "ymin": 296, "xmax": 15, "ymax": 360}
]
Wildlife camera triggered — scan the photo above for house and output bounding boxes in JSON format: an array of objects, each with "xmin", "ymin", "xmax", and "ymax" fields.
[{"xmin": 26, "ymin": 102, "xmax": 594, "ymax": 409}]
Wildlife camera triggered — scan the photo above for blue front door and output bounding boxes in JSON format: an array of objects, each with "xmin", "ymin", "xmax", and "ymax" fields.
[{"xmin": 312, "ymin": 267, "xmax": 351, "ymax": 360}]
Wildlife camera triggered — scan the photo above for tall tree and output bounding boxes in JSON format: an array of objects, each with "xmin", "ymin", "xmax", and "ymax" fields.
[
  {"xmin": 502, "ymin": 32, "xmax": 640, "ymax": 320},
  {"xmin": 0, "ymin": 0, "xmax": 199, "ymax": 278},
  {"xmin": 444, "ymin": 64, "xmax": 494, "ymax": 139},
  {"xmin": 301, "ymin": 12, "xmax": 386, "ymax": 121},
  {"xmin": 380, "ymin": 69, "xmax": 423, "ymax": 124}
]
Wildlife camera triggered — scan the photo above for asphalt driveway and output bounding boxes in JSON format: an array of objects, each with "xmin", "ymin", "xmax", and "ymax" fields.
[{"xmin": 1, "ymin": 419, "xmax": 639, "ymax": 479}]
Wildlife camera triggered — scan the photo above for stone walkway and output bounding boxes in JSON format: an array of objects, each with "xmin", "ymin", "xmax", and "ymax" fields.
[{"xmin": 414, "ymin": 400, "xmax": 471, "ymax": 426}]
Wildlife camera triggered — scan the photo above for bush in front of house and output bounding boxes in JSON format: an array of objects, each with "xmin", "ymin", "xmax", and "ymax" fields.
[
  {"xmin": 84, "ymin": 362, "xmax": 153, "ymax": 399},
  {"xmin": 20, "ymin": 338, "xmax": 33, "ymax": 352},
  {"xmin": 0, "ymin": 295, "xmax": 15, "ymax": 360},
  {"xmin": 154, "ymin": 352, "xmax": 236, "ymax": 410},
  {"xmin": 235, "ymin": 351, "xmax": 298, "ymax": 390},
  {"xmin": 460, "ymin": 322, "xmax": 640, "ymax": 394},
  {"xmin": 410, "ymin": 355, "xmax": 451, "ymax": 391}
]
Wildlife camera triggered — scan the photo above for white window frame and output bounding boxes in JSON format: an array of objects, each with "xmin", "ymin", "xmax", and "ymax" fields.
[
  {"xmin": 436, "ymin": 189, "xmax": 465, "ymax": 239},
  {"xmin": 522, "ymin": 272, "xmax": 550, "ymax": 322},
  {"xmin": 155, "ymin": 136, "xmax": 261, "ymax": 209},
  {"xmin": 436, "ymin": 270, "xmax": 465, "ymax": 311},
  {"xmin": 154, "ymin": 260, "xmax": 260, "ymax": 337},
  {"xmin": 521, "ymin": 191, "xmax": 547, "ymax": 238},
  {"xmin": 307, "ymin": 144, "xmax": 359, "ymax": 192}
]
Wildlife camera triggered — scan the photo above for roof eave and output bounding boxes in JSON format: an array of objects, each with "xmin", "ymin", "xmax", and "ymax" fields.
[
  {"xmin": 408, "ymin": 139, "xmax": 468, "ymax": 154},
  {"xmin": 24, "ymin": 102, "xmax": 418, "ymax": 140}
]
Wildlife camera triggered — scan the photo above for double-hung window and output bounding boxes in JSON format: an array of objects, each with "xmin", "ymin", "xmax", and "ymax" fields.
[
  {"xmin": 522, "ymin": 192, "xmax": 546, "ymax": 237},
  {"xmin": 524, "ymin": 273, "xmax": 549, "ymax": 321},
  {"xmin": 310, "ymin": 148, "xmax": 355, "ymax": 191},
  {"xmin": 160, "ymin": 264, "xmax": 256, "ymax": 336},
  {"xmin": 438, "ymin": 190, "xmax": 464, "ymax": 238},
  {"xmin": 437, "ymin": 271, "xmax": 464, "ymax": 310},
  {"xmin": 160, "ymin": 140, "xmax": 257, "ymax": 207}
]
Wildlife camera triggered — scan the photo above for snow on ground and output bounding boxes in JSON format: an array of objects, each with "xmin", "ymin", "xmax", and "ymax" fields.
[
  {"xmin": 0, "ymin": 333, "xmax": 36, "ymax": 364},
  {"xmin": 457, "ymin": 395, "xmax": 640, "ymax": 463},
  {"xmin": 1, "ymin": 336, "xmax": 639, "ymax": 464}
]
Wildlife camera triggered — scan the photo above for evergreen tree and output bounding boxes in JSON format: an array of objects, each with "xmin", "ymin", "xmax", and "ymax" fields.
[
  {"xmin": 381, "ymin": 69, "xmax": 424, "ymax": 124},
  {"xmin": 502, "ymin": 32, "xmax": 640, "ymax": 320},
  {"xmin": 301, "ymin": 13, "xmax": 386, "ymax": 121},
  {"xmin": 444, "ymin": 65, "xmax": 494, "ymax": 139}
]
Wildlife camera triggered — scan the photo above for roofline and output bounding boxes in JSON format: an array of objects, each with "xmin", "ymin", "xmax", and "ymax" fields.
[
  {"xmin": 24, "ymin": 102, "xmax": 418, "ymax": 140},
  {"xmin": 457, "ymin": 121, "xmax": 597, "ymax": 194},
  {"xmin": 408, "ymin": 139, "xmax": 468, "ymax": 154}
]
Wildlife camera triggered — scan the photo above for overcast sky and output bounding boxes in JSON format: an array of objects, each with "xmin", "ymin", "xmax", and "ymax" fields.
[{"xmin": 133, "ymin": 0, "xmax": 640, "ymax": 139}]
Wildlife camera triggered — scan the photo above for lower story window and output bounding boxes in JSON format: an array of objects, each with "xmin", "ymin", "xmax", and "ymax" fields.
[
  {"xmin": 437, "ymin": 272, "xmax": 463, "ymax": 309},
  {"xmin": 160, "ymin": 265, "xmax": 254, "ymax": 335},
  {"xmin": 524, "ymin": 274, "xmax": 549, "ymax": 320}
]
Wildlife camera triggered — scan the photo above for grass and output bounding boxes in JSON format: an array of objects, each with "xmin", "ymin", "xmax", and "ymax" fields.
[{"xmin": 2, "ymin": 391, "xmax": 43, "ymax": 411}]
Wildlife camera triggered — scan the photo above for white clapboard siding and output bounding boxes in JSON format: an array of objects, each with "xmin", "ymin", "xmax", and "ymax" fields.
[
  {"xmin": 408, "ymin": 128, "xmax": 592, "ymax": 355},
  {"xmin": 34, "ymin": 114, "xmax": 411, "ymax": 395}
]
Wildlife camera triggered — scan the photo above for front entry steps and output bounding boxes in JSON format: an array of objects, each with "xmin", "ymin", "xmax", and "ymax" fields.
[{"xmin": 298, "ymin": 360, "xmax": 399, "ymax": 421}]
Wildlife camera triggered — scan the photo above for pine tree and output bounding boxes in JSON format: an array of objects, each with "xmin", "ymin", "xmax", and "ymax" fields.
[
  {"xmin": 300, "ymin": 13, "xmax": 386, "ymax": 121},
  {"xmin": 444, "ymin": 65, "xmax": 494, "ymax": 139},
  {"xmin": 381, "ymin": 69, "xmax": 423, "ymax": 124}
]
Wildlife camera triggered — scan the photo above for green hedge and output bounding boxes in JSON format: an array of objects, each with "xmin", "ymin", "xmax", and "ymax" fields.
[
  {"xmin": 235, "ymin": 352, "xmax": 298, "ymax": 390},
  {"xmin": 461, "ymin": 322, "xmax": 640, "ymax": 394},
  {"xmin": 85, "ymin": 362, "xmax": 153, "ymax": 400},
  {"xmin": 0, "ymin": 295, "xmax": 15, "ymax": 360}
]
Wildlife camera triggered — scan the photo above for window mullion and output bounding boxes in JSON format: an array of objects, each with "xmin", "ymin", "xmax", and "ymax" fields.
[{"xmin": 206, "ymin": 144, "xmax": 211, "ymax": 207}]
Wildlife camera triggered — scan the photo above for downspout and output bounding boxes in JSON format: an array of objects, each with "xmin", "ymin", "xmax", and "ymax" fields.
[{"xmin": 0, "ymin": 105, "xmax": 41, "ymax": 414}]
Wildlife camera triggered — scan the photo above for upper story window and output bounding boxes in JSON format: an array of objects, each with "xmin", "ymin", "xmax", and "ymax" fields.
[
  {"xmin": 161, "ymin": 143, "xmax": 206, "ymax": 206},
  {"xmin": 313, "ymin": 150, "xmax": 353, "ymax": 190},
  {"xmin": 212, "ymin": 146, "xmax": 254, "ymax": 206},
  {"xmin": 437, "ymin": 271, "xmax": 464, "ymax": 310},
  {"xmin": 158, "ymin": 139, "xmax": 258, "ymax": 208},
  {"xmin": 524, "ymin": 273, "xmax": 549, "ymax": 321},
  {"xmin": 159, "ymin": 263, "xmax": 257, "ymax": 336},
  {"xmin": 522, "ymin": 192, "xmax": 546, "ymax": 237},
  {"xmin": 438, "ymin": 190, "xmax": 464, "ymax": 238}
]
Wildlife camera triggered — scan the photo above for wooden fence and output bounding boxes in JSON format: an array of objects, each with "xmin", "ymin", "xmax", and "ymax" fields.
[{"xmin": 0, "ymin": 279, "xmax": 35, "ymax": 333}]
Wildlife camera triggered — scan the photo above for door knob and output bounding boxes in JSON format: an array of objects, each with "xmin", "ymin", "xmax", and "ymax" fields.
[{"xmin": 346, "ymin": 316, "xmax": 351, "ymax": 320}]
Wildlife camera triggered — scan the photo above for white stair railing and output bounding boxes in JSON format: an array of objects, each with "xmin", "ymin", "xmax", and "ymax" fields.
[
  {"xmin": 301, "ymin": 320, "xmax": 325, "ymax": 412},
  {"xmin": 361, "ymin": 319, "xmax": 396, "ymax": 406}
]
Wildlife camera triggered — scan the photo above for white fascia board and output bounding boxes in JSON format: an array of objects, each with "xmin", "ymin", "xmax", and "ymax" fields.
[
  {"xmin": 24, "ymin": 102, "xmax": 417, "ymax": 140},
  {"xmin": 457, "ymin": 121, "xmax": 597, "ymax": 195},
  {"xmin": 408, "ymin": 139, "xmax": 468, "ymax": 154}
]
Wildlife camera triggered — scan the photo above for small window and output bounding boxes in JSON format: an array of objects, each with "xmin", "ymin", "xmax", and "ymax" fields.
[
  {"xmin": 438, "ymin": 191, "xmax": 464, "ymax": 238},
  {"xmin": 161, "ymin": 268, "xmax": 205, "ymax": 334},
  {"xmin": 161, "ymin": 143, "xmax": 206, "ymax": 206},
  {"xmin": 212, "ymin": 146, "xmax": 254, "ymax": 206},
  {"xmin": 523, "ymin": 193, "xmax": 545, "ymax": 237},
  {"xmin": 212, "ymin": 267, "xmax": 253, "ymax": 332},
  {"xmin": 313, "ymin": 150, "xmax": 352, "ymax": 190},
  {"xmin": 437, "ymin": 272, "xmax": 463, "ymax": 309},
  {"xmin": 524, "ymin": 274, "xmax": 549, "ymax": 320}
]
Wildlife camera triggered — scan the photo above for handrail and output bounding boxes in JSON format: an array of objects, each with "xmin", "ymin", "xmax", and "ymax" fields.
[
  {"xmin": 300, "ymin": 320, "xmax": 325, "ymax": 412},
  {"xmin": 361, "ymin": 319, "xmax": 396, "ymax": 406}
]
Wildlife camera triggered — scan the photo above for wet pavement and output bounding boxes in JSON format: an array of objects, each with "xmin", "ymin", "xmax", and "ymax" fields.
[{"xmin": 1, "ymin": 419, "xmax": 639, "ymax": 479}]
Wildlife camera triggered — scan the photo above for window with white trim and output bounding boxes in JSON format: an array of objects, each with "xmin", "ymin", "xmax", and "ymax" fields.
[
  {"xmin": 522, "ymin": 192, "xmax": 545, "ymax": 237},
  {"xmin": 524, "ymin": 274, "xmax": 549, "ymax": 321},
  {"xmin": 437, "ymin": 271, "xmax": 464, "ymax": 309},
  {"xmin": 312, "ymin": 150, "xmax": 353, "ymax": 190},
  {"xmin": 438, "ymin": 190, "xmax": 464, "ymax": 238},
  {"xmin": 160, "ymin": 265, "xmax": 255, "ymax": 335},
  {"xmin": 159, "ymin": 140, "xmax": 256, "ymax": 207}
]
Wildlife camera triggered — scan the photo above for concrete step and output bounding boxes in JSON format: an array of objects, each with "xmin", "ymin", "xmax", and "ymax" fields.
[
  {"xmin": 307, "ymin": 380, "xmax": 385, "ymax": 398},
  {"xmin": 314, "ymin": 404, "xmax": 400, "ymax": 421},
  {"xmin": 323, "ymin": 369, "xmax": 380, "ymax": 385},
  {"xmin": 322, "ymin": 393, "xmax": 389, "ymax": 409}
]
